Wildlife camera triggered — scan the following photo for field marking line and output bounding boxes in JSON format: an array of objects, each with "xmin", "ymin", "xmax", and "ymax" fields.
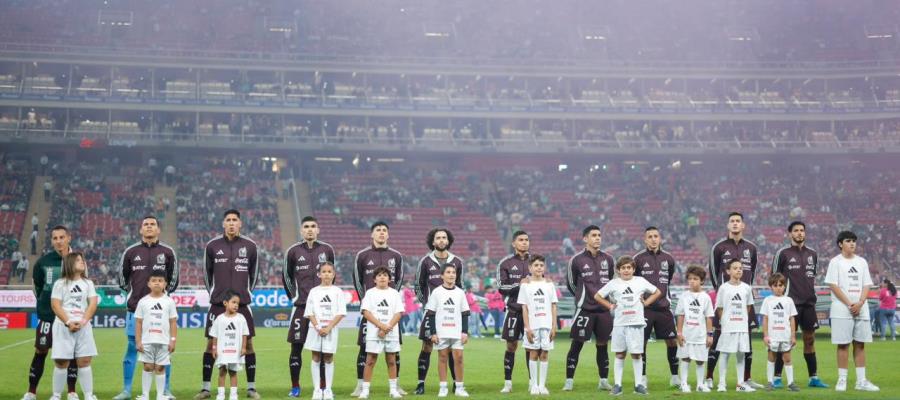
[{"xmin": 0, "ymin": 339, "xmax": 32, "ymax": 351}]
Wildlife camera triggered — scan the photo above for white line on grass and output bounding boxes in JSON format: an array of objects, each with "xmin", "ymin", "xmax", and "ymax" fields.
[{"xmin": 0, "ymin": 339, "xmax": 32, "ymax": 351}]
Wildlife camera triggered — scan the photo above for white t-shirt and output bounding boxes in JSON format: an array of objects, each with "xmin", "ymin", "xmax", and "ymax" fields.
[
  {"xmin": 674, "ymin": 290, "xmax": 714, "ymax": 344},
  {"xmin": 596, "ymin": 276, "xmax": 658, "ymax": 327},
  {"xmin": 715, "ymin": 281, "xmax": 754, "ymax": 333},
  {"xmin": 425, "ymin": 285, "xmax": 470, "ymax": 339},
  {"xmin": 360, "ymin": 287, "xmax": 404, "ymax": 342},
  {"xmin": 209, "ymin": 313, "xmax": 249, "ymax": 364},
  {"xmin": 304, "ymin": 285, "xmax": 348, "ymax": 329},
  {"xmin": 759, "ymin": 295, "xmax": 798, "ymax": 342},
  {"xmin": 134, "ymin": 294, "xmax": 178, "ymax": 344},
  {"xmin": 50, "ymin": 278, "xmax": 98, "ymax": 324},
  {"xmin": 824, "ymin": 254, "xmax": 873, "ymax": 320},
  {"xmin": 517, "ymin": 280, "xmax": 559, "ymax": 331}
]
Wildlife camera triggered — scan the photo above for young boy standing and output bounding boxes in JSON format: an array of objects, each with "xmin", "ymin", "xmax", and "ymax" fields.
[
  {"xmin": 423, "ymin": 264, "xmax": 470, "ymax": 397},
  {"xmin": 760, "ymin": 272, "xmax": 798, "ymax": 391},
  {"xmin": 516, "ymin": 255, "xmax": 559, "ymax": 396},
  {"xmin": 304, "ymin": 262, "xmax": 347, "ymax": 400},
  {"xmin": 134, "ymin": 269, "xmax": 178, "ymax": 400},
  {"xmin": 360, "ymin": 267, "xmax": 405, "ymax": 399},
  {"xmin": 674, "ymin": 266, "xmax": 714, "ymax": 393},
  {"xmin": 209, "ymin": 290, "xmax": 250, "ymax": 400},
  {"xmin": 714, "ymin": 259, "xmax": 755, "ymax": 392}
]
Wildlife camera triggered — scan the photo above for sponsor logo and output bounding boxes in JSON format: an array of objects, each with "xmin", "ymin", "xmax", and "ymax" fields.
[
  {"xmin": 443, "ymin": 298, "xmax": 455, "ymax": 306},
  {"xmin": 321, "ymin": 295, "xmax": 332, "ymax": 303},
  {"xmin": 535, "ymin": 288, "xmax": 545, "ymax": 296},
  {"xmin": 252, "ymin": 290, "xmax": 291, "ymax": 308},
  {"xmin": 70, "ymin": 285, "xmax": 83, "ymax": 293},
  {"xmin": 177, "ymin": 312, "xmax": 207, "ymax": 328},
  {"xmin": 134, "ymin": 255, "xmax": 142, "ymax": 261},
  {"xmin": 0, "ymin": 312, "xmax": 27, "ymax": 329},
  {"xmin": 238, "ymin": 247, "xmax": 247, "ymax": 258},
  {"xmin": 583, "ymin": 264, "xmax": 590, "ymax": 270},
  {"xmin": 298, "ymin": 256, "xmax": 307, "ymax": 262},
  {"xmin": 0, "ymin": 290, "xmax": 37, "ymax": 308},
  {"xmin": 152, "ymin": 303, "xmax": 163, "ymax": 311},
  {"xmin": 623, "ymin": 287, "xmax": 634, "ymax": 295},
  {"xmin": 378, "ymin": 299, "xmax": 390, "ymax": 307},
  {"xmin": 849, "ymin": 266, "xmax": 858, "ymax": 273},
  {"xmin": 318, "ymin": 253, "xmax": 327, "ymax": 263},
  {"xmin": 216, "ymin": 250, "xmax": 225, "ymax": 255},
  {"xmin": 367, "ymin": 260, "xmax": 375, "ymax": 266},
  {"xmin": 690, "ymin": 299, "xmax": 701, "ymax": 307},
  {"xmin": 226, "ymin": 322, "xmax": 236, "ymax": 330},
  {"xmin": 732, "ymin": 293, "xmax": 742, "ymax": 301},
  {"xmin": 157, "ymin": 254, "xmax": 166, "ymax": 264}
]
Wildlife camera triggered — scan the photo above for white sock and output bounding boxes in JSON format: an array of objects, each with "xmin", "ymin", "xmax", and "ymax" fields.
[
  {"xmin": 78, "ymin": 366, "xmax": 94, "ymax": 395},
  {"xmin": 767, "ymin": 361, "xmax": 775, "ymax": 384},
  {"xmin": 362, "ymin": 382, "xmax": 370, "ymax": 390},
  {"xmin": 735, "ymin": 352, "xmax": 745, "ymax": 385},
  {"xmin": 785, "ymin": 365, "xmax": 794, "ymax": 385},
  {"xmin": 230, "ymin": 386, "xmax": 238, "ymax": 397},
  {"xmin": 718, "ymin": 353, "xmax": 729, "ymax": 386},
  {"xmin": 217, "ymin": 387, "xmax": 225, "ymax": 396},
  {"xmin": 52, "ymin": 367, "xmax": 67, "ymax": 396},
  {"xmin": 680, "ymin": 361, "xmax": 689, "ymax": 385},
  {"xmin": 142, "ymin": 370, "xmax": 154, "ymax": 398},
  {"xmin": 455, "ymin": 382, "xmax": 464, "ymax": 390},
  {"xmin": 695, "ymin": 364, "xmax": 705, "ymax": 387},
  {"xmin": 528, "ymin": 360, "xmax": 538, "ymax": 388},
  {"xmin": 155, "ymin": 373, "xmax": 166, "ymax": 400},
  {"xmin": 440, "ymin": 381, "xmax": 448, "ymax": 389},
  {"xmin": 539, "ymin": 361, "xmax": 548, "ymax": 388},
  {"xmin": 838, "ymin": 368, "xmax": 848, "ymax": 380},
  {"xmin": 202, "ymin": 382, "xmax": 211, "ymax": 391},
  {"xmin": 856, "ymin": 367, "xmax": 866, "ymax": 382},
  {"xmin": 633, "ymin": 359, "xmax": 643, "ymax": 387},
  {"xmin": 325, "ymin": 362, "xmax": 335, "ymax": 390},
  {"xmin": 389, "ymin": 378, "xmax": 397, "ymax": 392},
  {"xmin": 614, "ymin": 358, "xmax": 624, "ymax": 386},
  {"xmin": 311, "ymin": 361, "xmax": 321, "ymax": 391}
]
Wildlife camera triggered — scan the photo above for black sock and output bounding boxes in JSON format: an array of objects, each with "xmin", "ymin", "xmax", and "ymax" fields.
[
  {"xmin": 804, "ymin": 352, "xmax": 818, "ymax": 377},
  {"xmin": 744, "ymin": 350, "xmax": 752, "ymax": 381},
  {"xmin": 524, "ymin": 350, "xmax": 531, "ymax": 378},
  {"xmin": 28, "ymin": 352, "xmax": 47, "ymax": 393},
  {"xmin": 67, "ymin": 360, "xmax": 77, "ymax": 392},
  {"xmin": 396, "ymin": 353, "xmax": 401, "ymax": 375},
  {"xmin": 566, "ymin": 341, "xmax": 584, "ymax": 379},
  {"xmin": 774, "ymin": 354, "xmax": 784, "ymax": 377},
  {"xmin": 357, "ymin": 347, "xmax": 367, "ymax": 380},
  {"xmin": 245, "ymin": 353, "xmax": 257, "ymax": 383},
  {"xmin": 642, "ymin": 351, "xmax": 648, "ymax": 377},
  {"xmin": 202, "ymin": 352, "xmax": 215, "ymax": 383},
  {"xmin": 706, "ymin": 350, "xmax": 719, "ymax": 380},
  {"xmin": 667, "ymin": 346, "xmax": 679, "ymax": 376},
  {"xmin": 449, "ymin": 353, "xmax": 457, "ymax": 382},
  {"xmin": 503, "ymin": 351, "xmax": 515, "ymax": 380},
  {"xmin": 597, "ymin": 345, "xmax": 609, "ymax": 379},
  {"xmin": 290, "ymin": 343, "xmax": 303, "ymax": 387},
  {"xmin": 418, "ymin": 351, "xmax": 431, "ymax": 382}
]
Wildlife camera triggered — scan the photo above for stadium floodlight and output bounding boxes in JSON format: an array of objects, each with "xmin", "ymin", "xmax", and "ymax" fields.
[
  {"xmin": 422, "ymin": 22, "xmax": 455, "ymax": 39},
  {"xmin": 558, "ymin": 164, "xmax": 568, "ymax": 172},
  {"xmin": 865, "ymin": 25, "xmax": 895, "ymax": 39},
  {"xmin": 577, "ymin": 25, "xmax": 610, "ymax": 41},
  {"xmin": 264, "ymin": 16, "xmax": 297, "ymax": 34},
  {"xmin": 725, "ymin": 27, "xmax": 758, "ymax": 42},
  {"xmin": 97, "ymin": 10, "xmax": 133, "ymax": 27}
]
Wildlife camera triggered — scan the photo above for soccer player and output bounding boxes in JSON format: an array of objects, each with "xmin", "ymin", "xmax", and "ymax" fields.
[
  {"xmin": 825, "ymin": 231, "xmax": 879, "ymax": 392},
  {"xmin": 22, "ymin": 225, "xmax": 79, "ymax": 400},
  {"xmin": 770, "ymin": 221, "xmax": 828, "ymax": 388},
  {"xmin": 359, "ymin": 267, "xmax": 405, "ymax": 399},
  {"xmin": 414, "ymin": 228, "xmax": 464, "ymax": 394},
  {"xmin": 304, "ymin": 262, "xmax": 347, "ymax": 400},
  {"xmin": 706, "ymin": 212, "xmax": 762, "ymax": 389},
  {"xmin": 516, "ymin": 255, "xmax": 558, "ymax": 395},
  {"xmin": 114, "ymin": 216, "xmax": 179, "ymax": 400},
  {"xmin": 50, "ymin": 252, "xmax": 99, "ymax": 400},
  {"xmin": 134, "ymin": 269, "xmax": 178, "ymax": 400},
  {"xmin": 594, "ymin": 256, "xmax": 661, "ymax": 396},
  {"xmin": 195, "ymin": 209, "xmax": 261, "ymax": 400},
  {"xmin": 283, "ymin": 216, "xmax": 336, "ymax": 398},
  {"xmin": 496, "ymin": 230, "xmax": 532, "ymax": 393},
  {"xmin": 760, "ymin": 273, "xmax": 799, "ymax": 391},
  {"xmin": 633, "ymin": 226, "xmax": 680, "ymax": 388},
  {"xmin": 674, "ymin": 266, "xmax": 714, "ymax": 393},
  {"xmin": 209, "ymin": 290, "xmax": 250, "ymax": 400},
  {"xmin": 352, "ymin": 221, "xmax": 405, "ymax": 397},
  {"xmin": 714, "ymin": 259, "xmax": 755, "ymax": 392},
  {"xmin": 423, "ymin": 263, "xmax": 471, "ymax": 397},
  {"xmin": 563, "ymin": 225, "xmax": 615, "ymax": 392}
]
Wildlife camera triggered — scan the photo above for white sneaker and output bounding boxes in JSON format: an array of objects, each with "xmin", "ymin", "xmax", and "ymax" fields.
[
  {"xmin": 322, "ymin": 389, "xmax": 334, "ymax": 400},
  {"xmin": 48, "ymin": 395, "xmax": 62, "ymax": 400},
  {"xmin": 214, "ymin": 394, "xmax": 224, "ymax": 400},
  {"xmin": 562, "ymin": 379, "xmax": 573, "ymax": 391},
  {"xmin": 835, "ymin": 377, "xmax": 847, "ymax": 392},
  {"xmin": 745, "ymin": 379, "xmax": 765, "ymax": 389},
  {"xmin": 696, "ymin": 384, "xmax": 711, "ymax": 393},
  {"xmin": 397, "ymin": 387, "xmax": 408, "ymax": 396},
  {"xmin": 454, "ymin": 388, "xmax": 470, "ymax": 397},
  {"xmin": 312, "ymin": 388, "xmax": 324, "ymax": 400},
  {"xmin": 351, "ymin": 382, "xmax": 364, "ymax": 397},
  {"xmin": 717, "ymin": 382, "xmax": 727, "ymax": 392},
  {"xmin": 598, "ymin": 378, "xmax": 613, "ymax": 391},
  {"xmin": 357, "ymin": 390, "xmax": 369, "ymax": 400},
  {"xmin": 737, "ymin": 382, "xmax": 757, "ymax": 392},
  {"xmin": 670, "ymin": 375, "xmax": 681, "ymax": 388},
  {"xmin": 704, "ymin": 378, "xmax": 713, "ymax": 390},
  {"xmin": 500, "ymin": 381, "xmax": 513, "ymax": 393},
  {"xmin": 136, "ymin": 395, "xmax": 148, "ymax": 400},
  {"xmin": 539, "ymin": 386, "xmax": 549, "ymax": 395},
  {"xmin": 21, "ymin": 393, "xmax": 37, "ymax": 400},
  {"xmin": 389, "ymin": 390, "xmax": 403, "ymax": 399},
  {"xmin": 855, "ymin": 380, "xmax": 880, "ymax": 392},
  {"xmin": 529, "ymin": 386, "xmax": 540, "ymax": 395},
  {"xmin": 438, "ymin": 387, "xmax": 449, "ymax": 397},
  {"xmin": 680, "ymin": 383, "xmax": 692, "ymax": 393},
  {"xmin": 68, "ymin": 393, "xmax": 81, "ymax": 400}
]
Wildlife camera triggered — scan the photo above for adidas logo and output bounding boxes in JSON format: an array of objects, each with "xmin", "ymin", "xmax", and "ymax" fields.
[
  {"xmin": 321, "ymin": 295, "xmax": 332, "ymax": 303},
  {"xmin": 216, "ymin": 250, "xmax": 224, "ymax": 255},
  {"xmin": 511, "ymin": 266, "xmax": 519, "ymax": 271},
  {"xmin": 367, "ymin": 260, "xmax": 375, "ymax": 266},
  {"xmin": 789, "ymin": 257, "xmax": 797, "ymax": 262},
  {"xmin": 299, "ymin": 256, "xmax": 306, "ymax": 261},
  {"xmin": 724, "ymin": 251, "xmax": 731, "ymax": 256},
  {"xmin": 535, "ymin": 288, "xmax": 545, "ymax": 296},
  {"xmin": 583, "ymin": 264, "xmax": 590, "ymax": 270},
  {"xmin": 690, "ymin": 299, "xmax": 700, "ymax": 307},
  {"xmin": 226, "ymin": 322, "xmax": 236, "ymax": 330},
  {"xmin": 134, "ymin": 255, "xmax": 142, "ymax": 261},
  {"xmin": 623, "ymin": 287, "xmax": 634, "ymax": 294},
  {"xmin": 444, "ymin": 298, "xmax": 456, "ymax": 306},
  {"xmin": 732, "ymin": 293, "xmax": 742, "ymax": 301},
  {"xmin": 152, "ymin": 303, "xmax": 163, "ymax": 311},
  {"xmin": 378, "ymin": 299, "xmax": 389, "ymax": 307},
  {"xmin": 774, "ymin": 303, "xmax": 784, "ymax": 310},
  {"xmin": 70, "ymin": 285, "xmax": 83, "ymax": 293},
  {"xmin": 849, "ymin": 267, "xmax": 858, "ymax": 273}
]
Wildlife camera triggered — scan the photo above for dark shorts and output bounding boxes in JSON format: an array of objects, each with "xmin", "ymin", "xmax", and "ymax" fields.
[
  {"xmin": 205, "ymin": 304, "xmax": 256, "ymax": 338},
  {"xmin": 501, "ymin": 308, "xmax": 526, "ymax": 341},
  {"xmin": 287, "ymin": 304, "xmax": 310, "ymax": 344},
  {"xmin": 35, "ymin": 320, "xmax": 54, "ymax": 351},
  {"xmin": 796, "ymin": 304, "xmax": 819, "ymax": 332},
  {"xmin": 418, "ymin": 315, "xmax": 433, "ymax": 341},
  {"xmin": 643, "ymin": 309, "xmax": 677, "ymax": 340},
  {"xmin": 569, "ymin": 309, "xmax": 612, "ymax": 343}
]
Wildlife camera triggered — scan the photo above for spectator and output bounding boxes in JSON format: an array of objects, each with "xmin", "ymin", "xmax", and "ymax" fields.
[
  {"xmin": 17, "ymin": 256, "xmax": 29, "ymax": 283},
  {"xmin": 29, "ymin": 230, "xmax": 37, "ymax": 255},
  {"xmin": 484, "ymin": 285, "xmax": 505, "ymax": 338},
  {"xmin": 466, "ymin": 286, "xmax": 484, "ymax": 338}
]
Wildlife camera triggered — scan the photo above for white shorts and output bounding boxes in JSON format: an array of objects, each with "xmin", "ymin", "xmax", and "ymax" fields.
[
  {"xmin": 768, "ymin": 341, "xmax": 793, "ymax": 353},
  {"xmin": 51, "ymin": 322, "xmax": 97, "ymax": 359},
  {"xmin": 716, "ymin": 332, "xmax": 750, "ymax": 353},
  {"xmin": 215, "ymin": 362, "xmax": 243, "ymax": 372},
  {"xmin": 434, "ymin": 338, "xmax": 464, "ymax": 351},
  {"xmin": 139, "ymin": 343, "xmax": 171, "ymax": 365},
  {"xmin": 304, "ymin": 329, "xmax": 340, "ymax": 354},
  {"xmin": 523, "ymin": 328, "xmax": 554, "ymax": 351},
  {"xmin": 831, "ymin": 318, "xmax": 873, "ymax": 344},
  {"xmin": 366, "ymin": 339, "xmax": 401, "ymax": 354},
  {"xmin": 610, "ymin": 325, "xmax": 645, "ymax": 354},
  {"xmin": 677, "ymin": 343, "xmax": 709, "ymax": 362}
]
